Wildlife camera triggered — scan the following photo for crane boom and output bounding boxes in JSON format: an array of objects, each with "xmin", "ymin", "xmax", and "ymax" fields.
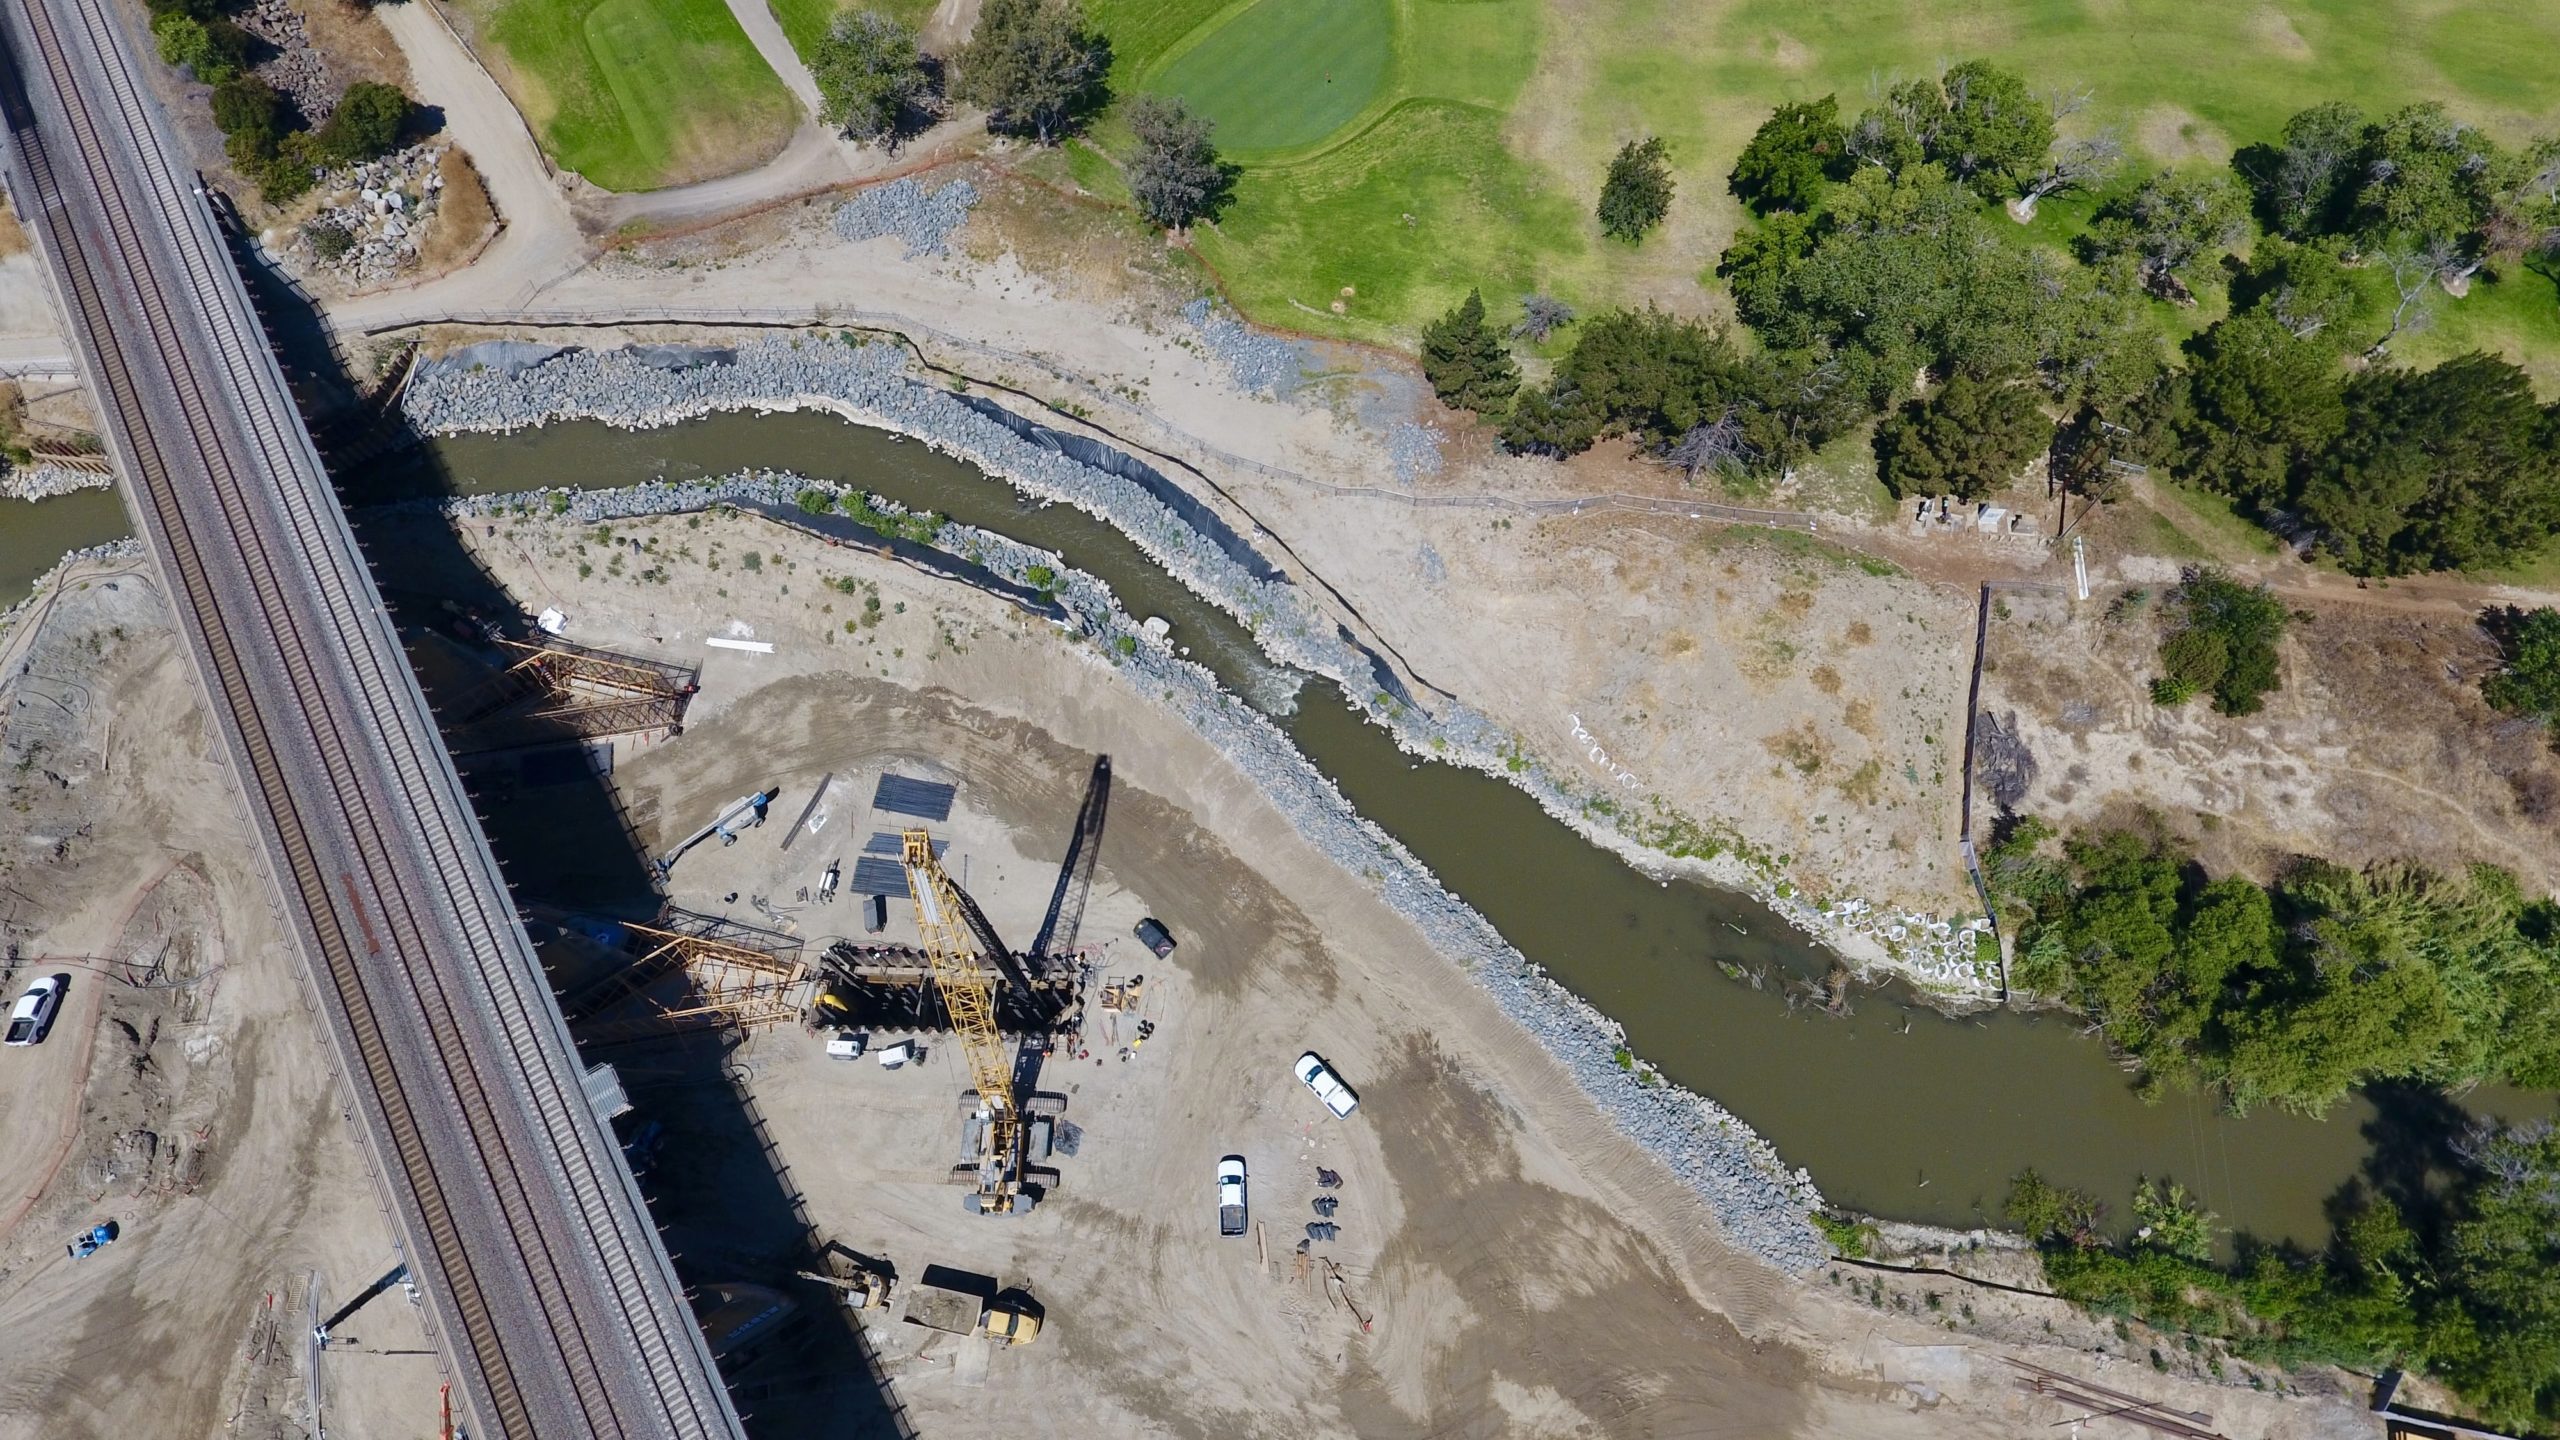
[{"xmin": 901, "ymin": 828, "xmax": 1024, "ymax": 1210}]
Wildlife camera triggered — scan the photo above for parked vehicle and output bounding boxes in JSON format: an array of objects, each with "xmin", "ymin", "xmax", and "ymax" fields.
[
  {"xmin": 5, "ymin": 974, "xmax": 68, "ymax": 1047},
  {"xmin": 1292, "ymin": 1052, "xmax": 1359, "ymax": 1118},
  {"xmin": 67, "ymin": 1220, "xmax": 117, "ymax": 1259},
  {"xmin": 1217, "ymin": 1155, "xmax": 1248, "ymax": 1237},
  {"xmin": 1134, "ymin": 918, "xmax": 1176, "ymax": 958}
]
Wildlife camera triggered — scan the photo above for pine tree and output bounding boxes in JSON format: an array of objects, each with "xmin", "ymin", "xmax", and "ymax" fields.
[
  {"xmin": 950, "ymin": 0, "xmax": 1108, "ymax": 144},
  {"xmin": 1597, "ymin": 137, "xmax": 1674, "ymax": 243},
  {"xmin": 1418, "ymin": 289, "xmax": 1520, "ymax": 414}
]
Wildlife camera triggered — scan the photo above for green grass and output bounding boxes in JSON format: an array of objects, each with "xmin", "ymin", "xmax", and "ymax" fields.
[
  {"xmin": 469, "ymin": 0, "xmax": 795, "ymax": 191},
  {"xmin": 768, "ymin": 0, "xmax": 944, "ymax": 62},
  {"xmin": 2147, "ymin": 481, "xmax": 2285, "ymax": 561},
  {"xmin": 1081, "ymin": 0, "xmax": 2560, "ymax": 371},
  {"xmin": 1149, "ymin": 0, "xmax": 1395, "ymax": 157}
]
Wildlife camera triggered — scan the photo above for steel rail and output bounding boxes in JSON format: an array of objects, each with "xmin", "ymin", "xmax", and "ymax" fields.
[{"xmin": 0, "ymin": 2, "xmax": 745, "ymax": 1435}]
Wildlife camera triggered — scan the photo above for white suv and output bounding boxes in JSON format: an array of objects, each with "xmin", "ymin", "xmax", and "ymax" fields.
[
  {"xmin": 1293, "ymin": 1052, "xmax": 1359, "ymax": 1118},
  {"xmin": 5, "ymin": 974, "xmax": 68, "ymax": 1047}
]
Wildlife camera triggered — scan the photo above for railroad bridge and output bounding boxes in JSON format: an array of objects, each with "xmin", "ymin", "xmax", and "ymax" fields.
[{"xmin": 0, "ymin": 2, "xmax": 747, "ymax": 1435}]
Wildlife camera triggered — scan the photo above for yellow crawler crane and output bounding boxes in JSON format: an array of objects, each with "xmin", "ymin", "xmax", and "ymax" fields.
[{"xmin": 901, "ymin": 828, "xmax": 1033, "ymax": 1215}]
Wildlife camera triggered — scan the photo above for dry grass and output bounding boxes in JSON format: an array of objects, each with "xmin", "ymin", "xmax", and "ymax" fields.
[
  {"xmin": 1762, "ymin": 721, "xmax": 1830, "ymax": 777},
  {"xmin": 0, "ymin": 198, "xmax": 28, "ymax": 260},
  {"xmin": 1985, "ymin": 589, "xmax": 2560, "ymax": 890},
  {"xmin": 418, "ymin": 148, "xmax": 498, "ymax": 273},
  {"xmin": 293, "ymin": 0, "xmax": 413, "ymax": 89}
]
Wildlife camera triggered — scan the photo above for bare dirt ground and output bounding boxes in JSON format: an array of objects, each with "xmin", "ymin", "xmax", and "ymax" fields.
[
  {"xmin": 390, "ymin": 502, "xmax": 2378, "ymax": 1439},
  {"xmin": 0, "ymin": 567, "xmax": 435, "ymax": 1440},
  {"xmin": 1984, "ymin": 584, "xmax": 2560, "ymax": 892}
]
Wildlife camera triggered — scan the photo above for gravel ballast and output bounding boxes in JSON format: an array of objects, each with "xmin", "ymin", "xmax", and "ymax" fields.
[{"xmin": 833, "ymin": 177, "xmax": 981, "ymax": 258}]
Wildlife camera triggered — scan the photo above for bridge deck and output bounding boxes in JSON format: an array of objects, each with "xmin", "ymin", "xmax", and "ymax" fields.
[{"xmin": 0, "ymin": 3, "xmax": 745, "ymax": 1435}]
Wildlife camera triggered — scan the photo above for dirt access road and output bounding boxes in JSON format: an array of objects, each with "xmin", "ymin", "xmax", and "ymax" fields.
[{"xmin": 402, "ymin": 502, "xmax": 2377, "ymax": 1440}]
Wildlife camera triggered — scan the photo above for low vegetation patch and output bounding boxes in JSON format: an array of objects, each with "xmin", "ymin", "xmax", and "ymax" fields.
[
  {"xmin": 2006, "ymin": 1142, "xmax": 2560, "ymax": 1438},
  {"xmin": 1987, "ymin": 818, "xmax": 2560, "ymax": 1114},
  {"xmin": 147, "ymin": 0, "xmax": 417, "ymax": 205}
]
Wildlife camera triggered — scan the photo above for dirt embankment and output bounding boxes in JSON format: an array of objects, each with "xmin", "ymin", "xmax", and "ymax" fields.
[
  {"xmin": 1984, "ymin": 586, "xmax": 2560, "ymax": 892},
  {"xmin": 0, "ymin": 570, "xmax": 433, "ymax": 1440}
]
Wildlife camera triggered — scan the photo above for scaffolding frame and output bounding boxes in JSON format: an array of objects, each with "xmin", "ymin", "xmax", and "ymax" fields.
[
  {"xmin": 569, "ymin": 911, "xmax": 808, "ymax": 1040},
  {"xmin": 449, "ymin": 637, "xmax": 699, "ymax": 752}
]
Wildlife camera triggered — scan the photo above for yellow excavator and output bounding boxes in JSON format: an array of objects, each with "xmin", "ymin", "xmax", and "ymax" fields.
[{"xmin": 900, "ymin": 828, "xmax": 1062, "ymax": 1216}]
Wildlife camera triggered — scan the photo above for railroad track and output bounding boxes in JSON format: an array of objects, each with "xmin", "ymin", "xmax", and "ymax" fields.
[{"xmin": 0, "ymin": 3, "xmax": 743, "ymax": 1436}]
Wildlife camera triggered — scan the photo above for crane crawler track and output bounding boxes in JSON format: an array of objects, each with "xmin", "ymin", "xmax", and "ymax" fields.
[{"xmin": 0, "ymin": 2, "xmax": 746, "ymax": 1436}]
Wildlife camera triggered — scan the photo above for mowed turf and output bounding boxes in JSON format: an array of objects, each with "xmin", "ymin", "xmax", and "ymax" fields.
[
  {"xmin": 1149, "ymin": 0, "xmax": 1395, "ymax": 157},
  {"xmin": 470, "ymin": 0, "xmax": 795, "ymax": 191},
  {"xmin": 768, "ymin": 0, "xmax": 944, "ymax": 63},
  {"xmin": 1091, "ymin": 0, "xmax": 2560, "ymax": 377}
]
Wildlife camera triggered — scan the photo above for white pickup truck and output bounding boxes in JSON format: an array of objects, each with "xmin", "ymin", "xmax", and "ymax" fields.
[{"xmin": 1217, "ymin": 1155, "xmax": 1248, "ymax": 1237}]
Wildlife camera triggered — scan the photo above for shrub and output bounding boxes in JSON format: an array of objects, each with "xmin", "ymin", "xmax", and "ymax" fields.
[
  {"xmin": 317, "ymin": 81, "xmax": 411, "ymax": 165},
  {"xmin": 2484, "ymin": 607, "xmax": 2560, "ymax": 722},
  {"xmin": 152, "ymin": 12, "xmax": 248, "ymax": 84},
  {"xmin": 1418, "ymin": 289, "xmax": 1519, "ymax": 414},
  {"xmin": 302, "ymin": 220, "xmax": 357, "ymax": 261},
  {"xmin": 2155, "ymin": 569, "xmax": 2287, "ymax": 716},
  {"xmin": 210, "ymin": 75, "xmax": 283, "ymax": 157},
  {"xmin": 257, "ymin": 134, "xmax": 323, "ymax": 204}
]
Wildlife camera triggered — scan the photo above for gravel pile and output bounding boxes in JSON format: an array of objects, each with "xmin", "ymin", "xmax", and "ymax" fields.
[
  {"xmin": 1, "ymin": 463, "xmax": 112, "ymax": 502},
  {"xmin": 237, "ymin": 0, "xmax": 332, "ymax": 124},
  {"xmin": 1181, "ymin": 298, "xmax": 1304, "ymax": 397},
  {"xmin": 1384, "ymin": 420, "xmax": 1443, "ymax": 483},
  {"xmin": 272, "ymin": 145, "xmax": 448, "ymax": 288},
  {"xmin": 833, "ymin": 176, "xmax": 981, "ymax": 258}
]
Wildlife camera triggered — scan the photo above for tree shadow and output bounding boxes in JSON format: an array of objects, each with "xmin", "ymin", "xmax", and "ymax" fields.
[
  {"xmin": 216, "ymin": 220, "xmax": 917, "ymax": 1437},
  {"xmin": 2355, "ymin": 1079, "xmax": 2478, "ymax": 1250}
]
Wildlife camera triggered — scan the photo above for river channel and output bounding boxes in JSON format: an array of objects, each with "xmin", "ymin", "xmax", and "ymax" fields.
[
  {"xmin": 1, "ymin": 486, "xmax": 130, "ymax": 599},
  {"xmin": 164, "ymin": 404, "xmax": 2544, "ymax": 1239}
]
